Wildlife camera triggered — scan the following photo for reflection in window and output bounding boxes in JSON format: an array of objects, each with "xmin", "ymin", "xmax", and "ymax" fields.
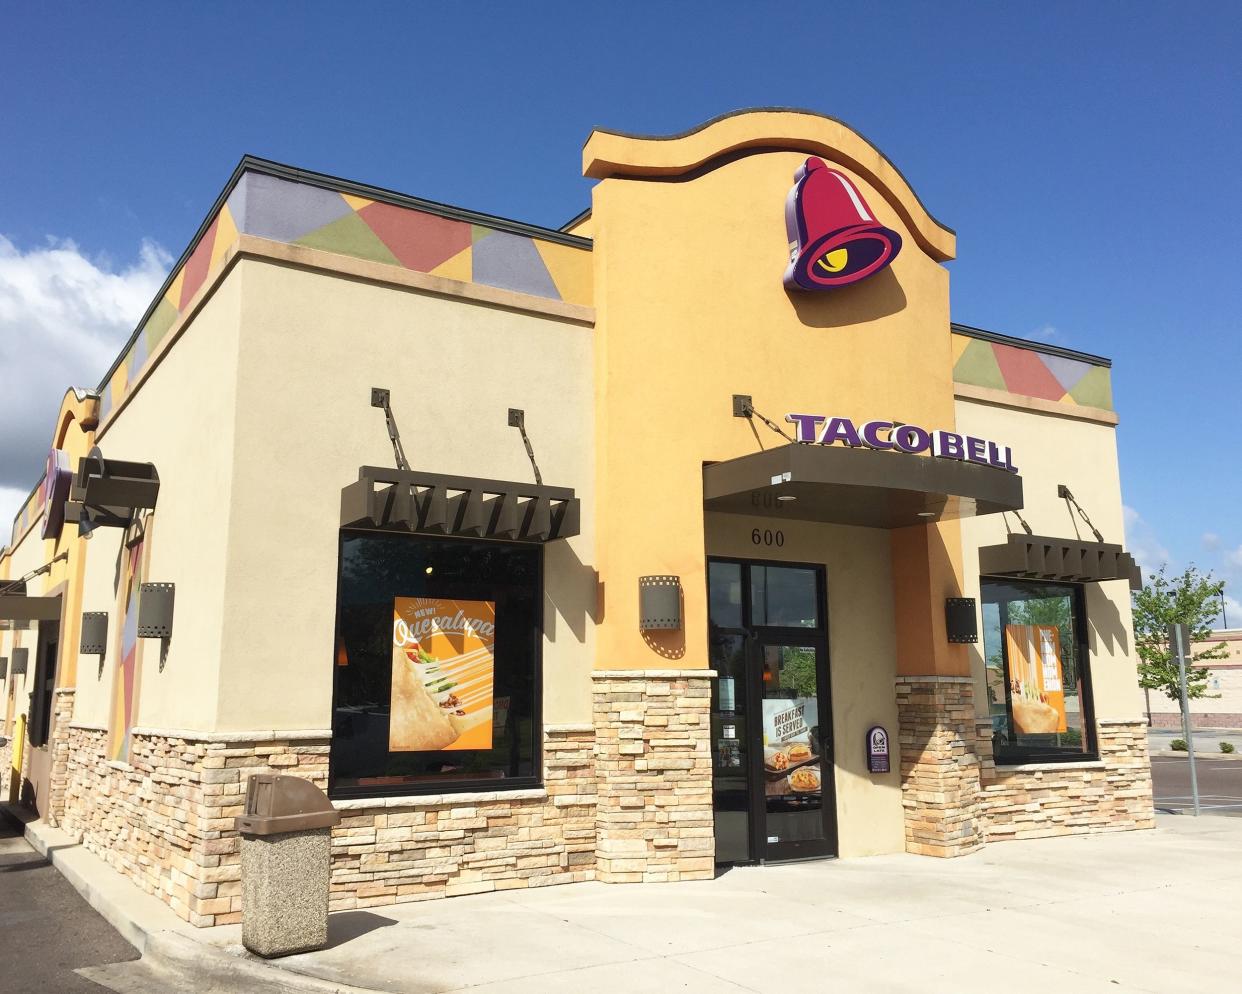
[
  {"xmin": 708, "ymin": 561, "xmax": 744, "ymax": 630},
  {"xmin": 331, "ymin": 532, "xmax": 541, "ymax": 797},
  {"xmin": 981, "ymin": 579, "xmax": 1094, "ymax": 763},
  {"xmin": 750, "ymin": 566, "xmax": 818, "ymax": 628}
]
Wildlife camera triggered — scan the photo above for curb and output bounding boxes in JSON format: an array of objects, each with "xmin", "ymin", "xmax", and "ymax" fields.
[{"xmin": 0, "ymin": 804, "xmax": 382, "ymax": 994}]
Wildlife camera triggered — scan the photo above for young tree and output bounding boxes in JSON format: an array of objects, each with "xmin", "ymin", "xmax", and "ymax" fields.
[{"xmin": 1132, "ymin": 565, "xmax": 1228, "ymax": 713}]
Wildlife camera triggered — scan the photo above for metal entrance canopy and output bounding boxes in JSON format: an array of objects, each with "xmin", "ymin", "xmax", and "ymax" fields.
[{"xmin": 703, "ymin": 443, "xmax": 1024, "ymax": 529}]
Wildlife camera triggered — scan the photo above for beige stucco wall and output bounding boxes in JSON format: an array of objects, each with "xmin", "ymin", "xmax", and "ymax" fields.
[
  {"xmin": 78, "ymin": 272, "xmax": 245, "ymax": 732},
  {"xmin": 954, "ymin": 397, "xmax": 1143, "ymax": 724},
  {"xmin": 211, "ymin": 256, "xmax": 596, "ymax": 732},
  {"xmin": 705, "ymin": 513, "xmax": 905, "ymax": 858}
]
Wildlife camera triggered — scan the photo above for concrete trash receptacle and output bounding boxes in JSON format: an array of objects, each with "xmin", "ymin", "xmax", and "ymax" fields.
[{"xmin": 235, "ymin": 774, "xmax": 342, "ymax": 958}]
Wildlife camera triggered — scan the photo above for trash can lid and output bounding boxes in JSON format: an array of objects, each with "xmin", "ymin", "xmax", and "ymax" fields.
[{"xmin": 235, "ymin": 773, "xmax": 342, "ymax": 836}]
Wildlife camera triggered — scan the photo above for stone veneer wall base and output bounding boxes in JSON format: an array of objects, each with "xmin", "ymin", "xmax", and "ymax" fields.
[
  {"xmin": 896, "ymin": 676, "xmax": 984, "ymax": 857},
  {"xmin": 592, "ymin": 670, "xmax": 715, "ymax": 883},
  {"xmin": 60, "ymin": 724, "xmax": 597, "ymax": 925},
  {"xmin": 46, "ymin": 688, "xmax": 76, "ymax": 827},
  {"xmin": 976, "ymin": 718, "xmax": 1156, "ymax": 840}
]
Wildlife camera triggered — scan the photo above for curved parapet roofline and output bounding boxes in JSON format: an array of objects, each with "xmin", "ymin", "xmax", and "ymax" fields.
[{"xmin": 582, "ymin": 108, "xmax": 956, "ymax": 262}]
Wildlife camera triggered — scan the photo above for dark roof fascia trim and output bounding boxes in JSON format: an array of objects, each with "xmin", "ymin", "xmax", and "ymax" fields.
[
  {"xmin": 561, "ymin": 207, "xmax": 592, "ymax": 231},
  {"xmin": 585, "ymin": 106, "xmax": 955, "ymax": 237},
  {"xmin": 951, "ymin": 322, "xmax": 1112, "ymax": 369},
  {"xmin": 94, "ymin": 155, "xmax": 593, "ymax": 397}
]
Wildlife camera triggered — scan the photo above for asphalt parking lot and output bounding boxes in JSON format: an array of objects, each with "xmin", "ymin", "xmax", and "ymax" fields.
[
  {"xmin": 1151, "ymin": 753, "xmax": 1242, "ymax": 816},
  {"xmin": 0, "ymin": 815, "xmax": 138, "ymax": 991}
]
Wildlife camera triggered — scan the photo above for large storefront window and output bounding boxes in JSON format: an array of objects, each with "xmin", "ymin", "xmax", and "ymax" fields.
[
  {"xmin": 981, "ymin": 579, "xmax": 1095, "ymax": 764},
  {"xmin": 330, "ymin": 532, "xmax": 541, "ymax": 798}
]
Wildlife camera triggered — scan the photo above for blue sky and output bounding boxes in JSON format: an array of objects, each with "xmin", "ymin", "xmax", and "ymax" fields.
[{"xmin": 1, "ymin": 3, "xmax": 1239, "ymax": 620}]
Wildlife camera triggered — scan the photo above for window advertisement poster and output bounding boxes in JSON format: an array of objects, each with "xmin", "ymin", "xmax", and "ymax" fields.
[
  {"xmin": 762, "ymin": 697, "xmax": 821, "ymax": 799},
  {"xmin": 1004, "ymin": 624, "xmax": 1067, "ymax": 734},
  {"xmin": 390, "ymin": 597, "xmax": 495, "ymax": 752}
]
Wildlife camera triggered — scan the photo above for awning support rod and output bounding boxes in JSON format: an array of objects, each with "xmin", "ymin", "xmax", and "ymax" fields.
[
  {"xmin": 370, "ymin": 388, "xmax": 409, "ymax": 472},
  {"xmin": 1058, "ymin": 485, "xmax": 1105, "ymax": 543},
  {"xmin": 732, "ymin": 394, "xmax": 794, "ymax": 443},
  {"xmin": 508, "ymin": 409, "xmax": 543, "ymax": 486},
  {"xmin": 0, "ymin": 551, "xmax": 69, "ymax": 596}
]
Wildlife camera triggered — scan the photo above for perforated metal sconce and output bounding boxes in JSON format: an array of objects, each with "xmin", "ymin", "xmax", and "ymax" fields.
[
  {"xmin": 639, "ymin": 575, "xmax": 682, "ymax": 631},
  {"xmin": 137, "ymin": 583, "xmax": 175, "ymax": 639},
  {"xmin": 11, "ymin": 647, "xmax": 29, "ymax": 676},
  {"xmin": 80, "ymin": 612, "xmax": 109, "ymax": 655},
  {"xmin": 945, "ymin": 597, "xmax": 979, "ymax": 644},
  {"xmin": 0, "ymin": 656, "xmax": 7, "ymax": 679}
]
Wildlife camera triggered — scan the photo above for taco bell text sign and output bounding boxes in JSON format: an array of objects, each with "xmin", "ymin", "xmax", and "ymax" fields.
[
  {"xmin": 785, "ymin": 414, "xmax": 1019, "ymax": 474},
  {"xmin": 867, "ymin": 725, "xmax": 890, "ymax": 774}
]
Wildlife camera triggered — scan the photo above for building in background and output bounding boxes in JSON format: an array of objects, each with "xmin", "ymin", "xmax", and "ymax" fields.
[
  {"xmin": 1, "ymin": 110, "xmax": 1153, "ymax": 927},
  {"xmin": 1145, "ymin": 628, "xmax": 1242, "ymax": 729}
]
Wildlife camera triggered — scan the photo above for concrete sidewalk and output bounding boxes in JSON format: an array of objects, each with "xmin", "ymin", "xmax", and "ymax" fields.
[{"xmin": 13, "ymin": 806, "xmax": 1241, "ymax": 994}]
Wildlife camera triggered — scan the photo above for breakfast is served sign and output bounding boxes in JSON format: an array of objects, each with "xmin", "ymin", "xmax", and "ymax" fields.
[{"xmin": 390, "ymin": 597, "xmax": 495, "ymax": 752}]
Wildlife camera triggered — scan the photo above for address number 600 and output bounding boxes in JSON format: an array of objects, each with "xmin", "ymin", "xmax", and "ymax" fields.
[{"xmin": 751, "ymin": 529, "xmax": 785, "ymax": 547}]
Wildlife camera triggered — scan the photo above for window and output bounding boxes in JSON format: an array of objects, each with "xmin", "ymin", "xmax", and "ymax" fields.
[
  {"xmin": 981, "ymin": 578, "xmax": 1095, "ymax": 763},
  {"xmin": 330, "ymin": 532, "xmax": 541, "ymax": 798},
  {"xmin": 748, "ymin": 565, "xmax": 819, "ymax": 629}
]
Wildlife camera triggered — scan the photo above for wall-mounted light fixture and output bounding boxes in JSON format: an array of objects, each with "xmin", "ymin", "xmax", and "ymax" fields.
[
  {"xmin": 137, "ymin": 583, "xmax": 175, "ymax": 639},
  {"xmin": 80, "ymin": 612, "xmax": 109, "ymax": 655},
  {"xmin": 11, "ymin": 648, "xmax": 29, "ymax": 676},
  {"xmin": 945, "ymin": 597, "xmax": 978, "ymax": 644},
  {"xmin": 0, "ymin": 656, "xmax": 7, "ymax": 679},
  {"xmin": 639, "ymin": 575, "xmax": 682, "ymax": 631}
]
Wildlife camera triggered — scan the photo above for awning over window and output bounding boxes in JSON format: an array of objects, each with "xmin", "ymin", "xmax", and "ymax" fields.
[
  {"xmin": 341, "ymin": 467, "xmax": 580, "ymax": 543},
  {"xmin": 979, "ymin": 534, "xmax": 1142, "ymax": 590},
  {"xmin": 0, "ymin": 593, "xmax": 62, "ymax": 623},
  {"xmin": 702, "ymin": 443, "xmax": 1023, "ymax": 529}
]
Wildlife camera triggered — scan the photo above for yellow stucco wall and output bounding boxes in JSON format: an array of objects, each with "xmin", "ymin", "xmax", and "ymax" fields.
[
  {"xmin": 76, "ymin": 272, "xmax": 245, "ymax": 732},
  {"xmin": 212, "ymin": 256, "xmax": 596, "ymax": 732},
  {"xmin": 954, "ymin": 397, "xmax": 1142, "ymax": 723},
  {"xmin": 587, "ymin": 115, "xmax": 960, "ymax": 673},
  {"xmin": 1, "ymin": 519, "xmax": 44, "ymax": 735},
  {"xmin": 705, "ymin": 514, "xmax": 905, "ymax": 857}
]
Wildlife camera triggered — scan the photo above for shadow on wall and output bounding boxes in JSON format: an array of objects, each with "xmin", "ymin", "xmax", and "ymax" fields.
[
  {"xmin": 642, "ymin": 627, "xmax": 686, "ymax": 660},
  {"xmin": 1087, "ymin": 585, "xmax": 1130, "ymax": 658},
  {"xmin": 542, "ymin": 541, "xmax": 600, "ymax": 645},
  {"xmin": 788, "ymin": 266, "xmax": 907, "ymax": 329}
]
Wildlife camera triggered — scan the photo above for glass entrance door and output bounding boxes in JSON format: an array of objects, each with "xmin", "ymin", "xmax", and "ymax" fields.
[
  {"xmin": 757, "ymin": 639, "xmax": 834, "ymax": 861},
  {"xmin": 708, "ymin": 559, "xmax": 837, "ymax": 864}
]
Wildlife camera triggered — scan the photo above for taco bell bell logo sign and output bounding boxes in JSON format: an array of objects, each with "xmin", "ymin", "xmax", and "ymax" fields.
[
  {"xmin": 783, "ymin": 156, "xmax": 902, "ymax": 292},
  {"xmin": 785, "ymin": 414, "xmax": 1018, "ymax": 474}
]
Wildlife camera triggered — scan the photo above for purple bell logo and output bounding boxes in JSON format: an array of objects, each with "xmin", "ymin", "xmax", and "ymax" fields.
[{"xmin": 784, "ymin": 157, "xmax": 902, "ymax": 291}]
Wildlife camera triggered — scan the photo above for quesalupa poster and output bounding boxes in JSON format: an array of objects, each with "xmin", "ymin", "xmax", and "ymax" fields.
[
  {"xmin": 390, "ymin": 597, "xmax": 495, "ymax": 752},
  {"xmin": 1004, "ymin": 624, "xmax": 1068, "ymax": 735}
]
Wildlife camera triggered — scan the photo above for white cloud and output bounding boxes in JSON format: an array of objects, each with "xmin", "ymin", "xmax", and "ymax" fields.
[
  {"xmin": 0, "ymin": 484, "xmax": 34, "ymax": 546},
  {"xmin": 0, "ymin": 234, "xmax": 170, "ymax": 495},
  {"xmin": 1029, "ymin": 324, "xmax": 1059, "ymax": 342},
  {"xmin": 1123, "ymin": 505, "xmax": 1171, "ymax": 579},
  {"xmin": 1202, "ymin": 532, "xmax": 1221, "ymax": 551},
  {"xmin": 1225, "ymin": 544, "xmax": 1242, "ymax": 572}
]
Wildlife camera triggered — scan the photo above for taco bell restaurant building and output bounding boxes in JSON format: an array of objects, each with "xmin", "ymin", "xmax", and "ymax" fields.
[{"xmin": 0, "ymin": 110, "xmax": 1155, "ymax": 926}]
